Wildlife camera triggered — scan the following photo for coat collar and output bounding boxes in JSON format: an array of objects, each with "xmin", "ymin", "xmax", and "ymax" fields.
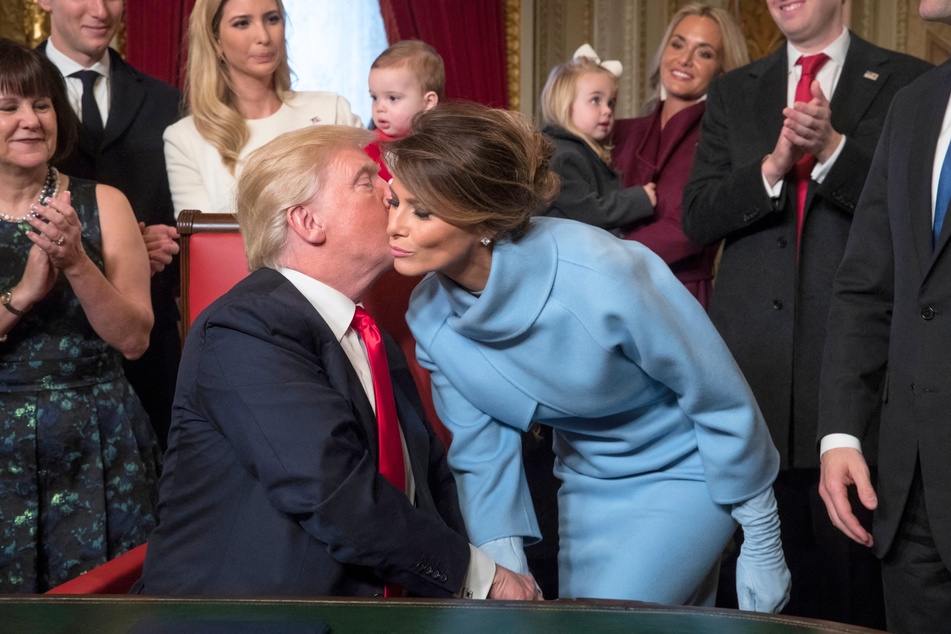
[{"xmin": 436, "ymin": 219, "xmax": 558, "ymax": 342}]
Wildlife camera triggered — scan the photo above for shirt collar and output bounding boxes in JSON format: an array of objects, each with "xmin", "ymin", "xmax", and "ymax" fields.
[
  {"xmin": 46, "ymin": 38, "xmax": 111, "ymax": 78},
  {"xmin": 277, "ymin": 267, "xmax": 356, "ymax": 343},
  {"xmin": 785, "ymin": 26, "xmax": 849, "ymax": 69}
]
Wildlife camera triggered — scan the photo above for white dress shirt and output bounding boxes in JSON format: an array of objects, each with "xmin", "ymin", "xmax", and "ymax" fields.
[{"xmin": 44, "ymin": 38, "xmax": 111, "ymax": 126}]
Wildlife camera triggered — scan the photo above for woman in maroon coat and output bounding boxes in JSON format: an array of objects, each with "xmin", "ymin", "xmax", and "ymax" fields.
[{"xmin": 613, "ymin": 4, "xmax": 748, "ymax": 308}]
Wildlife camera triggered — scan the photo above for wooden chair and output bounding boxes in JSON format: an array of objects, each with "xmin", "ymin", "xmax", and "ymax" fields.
[
  {"xmin": 176, "ymin": 209, "xmax": 249, "ymax": 339},
  {"xmin": 45, "ymin": 544, "xmax": 147, "ymax": 594}
]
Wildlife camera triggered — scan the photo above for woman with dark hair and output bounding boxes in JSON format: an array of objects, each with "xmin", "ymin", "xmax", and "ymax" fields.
[
  {"xmin": 385, "ymin": 101, "xmax": 790, "ymax": 610},
  {"xmin": 0, "ymin": 39, "xmax": 159, "ymax": 592}
]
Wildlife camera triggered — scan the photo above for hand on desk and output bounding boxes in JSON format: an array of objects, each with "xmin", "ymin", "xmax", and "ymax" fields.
[{"xmin": 489, "ymin": 564, "xmax": 543, "ymax": 600}]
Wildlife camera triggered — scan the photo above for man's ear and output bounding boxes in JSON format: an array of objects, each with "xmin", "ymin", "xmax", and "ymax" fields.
[
  {"xmin": 287, "ymin": 203, "xmax": 327, "ymax": 246},
  {"xmin": 422, "ymin": 91, "xmax": 439, "ymax": 111},
  {"xmin": 37, "ymin": 0, "xmax": 52, "ymax": 13}
]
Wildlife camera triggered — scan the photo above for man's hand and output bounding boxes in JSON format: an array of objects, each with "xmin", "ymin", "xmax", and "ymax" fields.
[
  {"xmin": 643, "ymin": 182, "xmax": 657, "ymax": 207},
  {"xmin": 819, "ymin": 447, "xmax": 877, "ymax": 547},
  {"xmin": 782, "ymin": 80, "xmax": 842, "ymax": 163},
  {"xmin": 487, "ymin": 564, "xmax": 543, "ymax": 601},
  {"xmin": 140, "ymin": 222, "xmax": 180, "ymax": 275}
]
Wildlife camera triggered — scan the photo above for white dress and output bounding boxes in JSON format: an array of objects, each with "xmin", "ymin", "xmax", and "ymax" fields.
[{"xmin": 164, "ymin": 91, "xmax": 363, "ymax": 217}]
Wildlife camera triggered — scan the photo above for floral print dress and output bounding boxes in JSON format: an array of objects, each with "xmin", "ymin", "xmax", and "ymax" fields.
[{"xmin": 0, "ymin": 177, "xmax": 160, "ymax": 592}]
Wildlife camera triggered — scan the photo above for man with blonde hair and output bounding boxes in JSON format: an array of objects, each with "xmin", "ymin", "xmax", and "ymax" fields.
[{"xmin": 136, "ymin": 125, "xmax": 538, "ymax": 600}]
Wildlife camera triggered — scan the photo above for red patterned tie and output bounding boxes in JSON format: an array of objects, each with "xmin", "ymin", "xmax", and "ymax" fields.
[
  {"xmin": 792, "ymin": 53, "xmax": 830, "ymax": 247},
  {"xmin": 351, "ymin": 306, "xmax": 406, "ymax": 598}
]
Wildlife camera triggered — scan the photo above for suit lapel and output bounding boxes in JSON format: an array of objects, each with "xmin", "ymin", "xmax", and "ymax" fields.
[
  {"xmin": 926, "ymin": 65, "xmax": 951, "ymax": 268},
  {"xmin": 755, "ymin": 50, "xmax": 789, "ymax": 155},
  {"xmin": 102, "ymin": 50, "xmax": 145, "ymax": 151},
  {"xmin": 829, "ymin": 35, "xmax": 889, "ymax": 136}
]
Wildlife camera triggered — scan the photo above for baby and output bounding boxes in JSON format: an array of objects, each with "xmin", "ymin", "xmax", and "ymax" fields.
[{"xmin": 367, "ymin": 40, "xmax": 444, "ymax": 180}]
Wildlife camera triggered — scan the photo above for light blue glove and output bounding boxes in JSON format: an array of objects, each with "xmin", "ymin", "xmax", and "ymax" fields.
[
  {"xmin": 731, "ymin": 487, "xmax": 791, "ymax": 613},
  {"xmin": 478, "ymin": 536, "xmax": 530, "ymax": 574}
]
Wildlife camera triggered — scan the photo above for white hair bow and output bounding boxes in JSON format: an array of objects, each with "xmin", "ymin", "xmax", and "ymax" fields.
[{"xmin": 573, "ymin": 43, "xmax": 623, "ymax": 78}]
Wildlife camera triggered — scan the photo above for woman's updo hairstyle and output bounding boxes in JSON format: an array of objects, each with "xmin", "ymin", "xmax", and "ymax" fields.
[{"xmin": 385, "ymin": 101, "xmax": 560, "ymax": 241}]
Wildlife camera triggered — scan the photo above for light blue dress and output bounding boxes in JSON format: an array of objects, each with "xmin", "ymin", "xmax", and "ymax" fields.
[{"xmin": 407, "ymin": 217, "xmax": 779, "ymax": 602}]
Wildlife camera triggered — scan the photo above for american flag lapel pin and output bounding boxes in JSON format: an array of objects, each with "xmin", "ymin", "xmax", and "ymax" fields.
[{"xmin": 863, "ymin": 71, "xmax": 880, "ymax": 81}]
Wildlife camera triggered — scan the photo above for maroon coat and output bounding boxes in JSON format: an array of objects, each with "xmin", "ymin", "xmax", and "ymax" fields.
[{"xmin": 612, "ymin": 101, "xmax": 718, "ymax": 307}]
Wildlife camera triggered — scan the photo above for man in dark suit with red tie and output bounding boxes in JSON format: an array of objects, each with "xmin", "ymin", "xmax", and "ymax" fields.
[
  {"xmin": 37, "ymin": 0, "xmax": 182, "ymax": 449},
  {"xmin": 682, "ymin": 0, "xmax": 931, "ymax": 625},
  {"xmin": 819, "ymin": 3, "xmax": 951, "ymax": 631},
  {"xmin": 136, "ymin": 126, "xmax": 538, "ymax": 600}
]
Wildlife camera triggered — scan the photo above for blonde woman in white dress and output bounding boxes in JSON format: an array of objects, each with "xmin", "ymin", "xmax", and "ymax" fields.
[{"xmin": 164, "ymin": 0, "xmax": 362, "ymax": 216}]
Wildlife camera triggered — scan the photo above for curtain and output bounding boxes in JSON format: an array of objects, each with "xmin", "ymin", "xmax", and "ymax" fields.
[
  {"xmin": 378, "ymin": 0, "xmax": 509, "ymax": 108},
  {"xmin": 125, "ymin": 0, "xmax": 196, "ymax": 89}
]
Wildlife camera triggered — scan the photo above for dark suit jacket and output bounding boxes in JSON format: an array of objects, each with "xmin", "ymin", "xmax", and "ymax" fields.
[
  {"xmin": 541, "ymin": 125, "xmax": 653, "ymax": 231},
  {"xmin": 39, "ymin": 43, "xmax": 184, "ymax": 447},
  {"xmin": 612, "ymin": 101, "xmax": 718, "ymax": 307},
  {"xmin": 819, "ymin": 60, "xmax": 951, "ymax": 563},
  {"xmin": 137, "ymin": 268, "xmax": 472, "ymax": 597},
  {"xmin": 683, "ymin": 34, "xmax": 931, "ymax": 469}
]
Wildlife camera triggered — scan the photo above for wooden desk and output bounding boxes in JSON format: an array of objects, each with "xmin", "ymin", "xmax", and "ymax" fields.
[{"xmin": 0, "ymin": 596, "xmax": 884, "ymax": 633}]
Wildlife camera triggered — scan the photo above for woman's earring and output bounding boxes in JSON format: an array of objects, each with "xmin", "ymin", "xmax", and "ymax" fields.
[{"xmin": 480, "ymin": 237, "xmax": 492, "ymax": 247}]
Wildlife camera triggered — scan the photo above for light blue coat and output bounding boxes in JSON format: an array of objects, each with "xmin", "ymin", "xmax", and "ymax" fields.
[{"xmin": 407, "ymin": 217, "xmax": 779, "ymax": 601}]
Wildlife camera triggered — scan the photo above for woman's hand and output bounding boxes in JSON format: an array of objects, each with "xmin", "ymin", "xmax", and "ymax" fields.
[
  {"xmin": 14, "ymin": 244, "xmax": 58, "ymax": 308},
  {"xmin": 25, "ymin": 189, "xmax": 87, "ymax": 274}
]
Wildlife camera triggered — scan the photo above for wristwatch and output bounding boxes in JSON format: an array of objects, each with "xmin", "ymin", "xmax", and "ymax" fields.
[{"xmin": 1, "ymin": 291, "xmax": 27, "ymax": 317}]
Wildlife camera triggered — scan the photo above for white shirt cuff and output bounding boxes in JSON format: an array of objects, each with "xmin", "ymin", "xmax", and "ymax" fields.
[
  {"xmin": 461, "ymin": 544, "xmax": 497, "ymax": 599},
  {"xmin": 762, "ymin": 171, "xmax": 784, "ymax": 198},
  {"xmin": 819, "ymin": 433, "xmax": 862, "ymax": 457},
  {"xmin": 476, "ymin": 536, "xmax": 528, "ymax": 574},
  {"xmin": 812, "ymin": 134, "xmax": 847, "ymax": 184}
]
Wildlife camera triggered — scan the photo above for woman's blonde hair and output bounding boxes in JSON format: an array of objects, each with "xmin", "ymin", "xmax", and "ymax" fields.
[
  {"xmin": 185, "ymin": 0, "xmax": 293, "ymax": 174},
  {"xmin": 540, "ymin": 57, "xmax": 618, "ymax": 164},
  {"xmin": 237, "ymin": 126, "xmax": 375, "ymax": 270},
  {"xmin": 643, "ymin": 4, "xmax": 749, "ymax": 113},
  {"xmin": 386, "ymin": 101, "xmax": 560, "ymax": 242}
]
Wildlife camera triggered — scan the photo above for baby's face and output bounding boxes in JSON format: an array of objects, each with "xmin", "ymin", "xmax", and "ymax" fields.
[{"xmin": 369, "ymin": 66, "xmax": 435, "ymax": 138}]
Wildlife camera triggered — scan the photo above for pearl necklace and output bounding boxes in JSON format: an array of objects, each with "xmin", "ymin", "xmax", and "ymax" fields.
[{"xmin": 0, "ymin": 166, "xmax": 60, "ymax": 223}]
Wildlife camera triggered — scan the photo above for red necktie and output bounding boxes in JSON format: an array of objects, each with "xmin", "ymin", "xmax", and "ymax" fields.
[
  {"xmin": 351, "ymin": 307, "xmax": 406, "ymax": 492},
  {"xmin": 792, "ymin": 53, "xmax": 830, "ymax": 247},
  {"xmin": 351, "ymin": 306, "xmax": 406, "ymax": 598}
]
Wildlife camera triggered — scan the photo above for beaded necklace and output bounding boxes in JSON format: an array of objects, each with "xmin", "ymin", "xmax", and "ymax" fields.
[{"xmin": 0, "ymin": 165, "xmax": 60, "ymax": 223}]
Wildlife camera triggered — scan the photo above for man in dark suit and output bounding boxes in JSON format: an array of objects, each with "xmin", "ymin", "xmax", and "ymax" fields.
[
  {"xmin": 38, "ymin": 0, "xmax": 182, "ymax": 449},
  {"xmin": 818, "ymin": 3, "xmax": 951, "ymax": 631},
  {"xmin": 136, "ymin": 126, "xmax": 538, "ymax": 599},
  {"xmin": 682, "ymin": 0, "xmax": 931, "ymax": 625}
]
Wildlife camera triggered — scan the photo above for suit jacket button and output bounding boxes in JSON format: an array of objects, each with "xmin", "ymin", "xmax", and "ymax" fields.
[
  {"xmin": 773, "ymin": 299, "xmax": 783, "ymax": 310},
  {"xmin": 921, "ymin": 306, "xmax": 935, "ymax": 320},
  {"xmin": 424, "ymin": 566, "xmax": 433, "ymax": 575},
  {"xmin": 431, "ymin": 570, "xmax": 440, "ymax": 579},
  {"xmin": 440, "ymin": 574, "xmax": 448, "ymax": 582},
  {"xmin": 776, "ymin": 238, "xmax": 787, "ymax": 248}
]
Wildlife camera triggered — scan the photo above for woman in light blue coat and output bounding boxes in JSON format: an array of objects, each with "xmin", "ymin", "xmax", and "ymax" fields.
[{"xmin": 385, "ymin": 102, "xmax": 790, "ymax": 610}]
